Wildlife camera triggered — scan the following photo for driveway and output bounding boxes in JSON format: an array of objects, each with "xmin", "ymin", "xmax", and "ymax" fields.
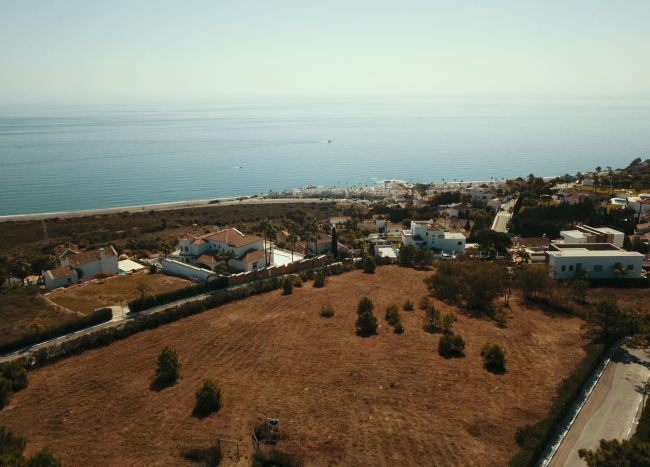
[{"xmin": 491, "ymin": 199, "xmax": 516, "ymax": 233}]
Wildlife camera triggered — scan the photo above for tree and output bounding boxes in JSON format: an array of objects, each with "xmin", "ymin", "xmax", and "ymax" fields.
[
  {"xmin": 399, "ymin": 245, "xmax": 415, "ymax": 266},
  {"xmin": 494, "ymin": 307, "xmax": 507, "ymax": 327},
  {"xmin": 313, "ymin": 272, "xmax": 326, "ymax": 288},
  {"xmin": 217, "ymin": 250, "xmax": 236, "ymax": 269},
  {"xmin": 356, "ymin": 311, "xmax": 378, "ymax": 335},
  {"xmin": 282, "ymin": 275, "xmax": 293, "ymax": 294},
  {"xmin": 362, "ymin": 256, "xmax": 376, "ymax": 273},
  {"xmin": 480, "ymin": 343, "xmax": 506, "ymax": 371},
  {"xmin": 0, "ymin": 377, "xmax": 12, "ymax": 408},
  {"xmin": 0, "ymin": 266, "xmax": 8, "ymax": 288},
  {"xmin": 155, "ymin": 347, "xmax": 182, "ymax": 383},
  {"xmin": 358, "ymin": 296, "xmax": 374, "ymax": 314},
  {"xmin": 26, "ymin": 318, "xmax": 44, "ymax": 340},
  {"xmin": 419, "ymin": 295, "xmax": 433, "ymax": 310},
  {"xmin": 473, "ymin": 229, "xmax": 513, "ymax": 254},
  {"xmin": 9, "ymin": 259, "xmax": 30, "ymax": 285},
  {"xmin": 320, "ymin": 304, "xmax": 335, "ymax": 318},
  {"xmin": 516, "ymin": 264, "xmax": 551, "ymax": 301},
  {"xmin": 31, "ymin": 255, "xmax": 57, "ymax": 277},
  {"xmin": 2, "ymin": 361, "xmax": 29, "ymax": 392},
  {"xmin": 403, "ymin": 300, "xmax": 414, "ymax": 311},
  {"xmin": 442, "ymin": 311, "xmax": 457, "ymax": 333},
  {"xmin": 422, "ymin": 305, "xmax": 441, "ymax": 331},
  {"xmin": 160, "ymin": 242, "xmax": 173, "ymax": 258},
  {"xmin": 259, "ymin": 218, "xmax": 272, "ymax": 267},
  {"xmin": 438, "ymin": 334, "xmax": 465, "ymax": 357},
  {"xmin": 385, "ymin": 305, "xmax": 401, "ymax": 326},
  {"xmin": 581, "ymin": 300, "xmax": 630, "ymax": 342},
  {"xmin": 195, "ymin": 379, "xmax": 224, "ymax": 414},
  {"xmin": 136, "ymin": 281, "xmax": 155, "ymax": 303},
  {"xmin": 578, "ymin": 438, "xmax": 650, "ymax": 467},
  {"xmin": 413, "ymin": 249, "xmax": 426, "ymax": 268},
  {"xmin": 331, "ymin": 227, "xmax": 338, "ymax": 254},
  {"xmin": 27, "ymin": 447, "xmax": 63, "ymax": 467},
  {"xmin": 286, "ymin": 232, "xmax": 298, "ymax": 261}
]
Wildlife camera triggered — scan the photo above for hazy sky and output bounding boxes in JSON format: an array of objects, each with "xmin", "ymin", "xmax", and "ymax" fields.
[{"xmin": 1, "ymin": 1, "xmax": 649, "ymax": 103}]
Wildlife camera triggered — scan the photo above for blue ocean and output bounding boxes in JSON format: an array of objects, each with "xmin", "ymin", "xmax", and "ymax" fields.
[{"xmin": 1, "ymin": 97, "xmax": 649, "ymax": 217}]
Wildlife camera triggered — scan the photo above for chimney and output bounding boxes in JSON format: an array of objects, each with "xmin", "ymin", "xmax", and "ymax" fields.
[
  {"xmin": 213, "ymin": 225, "xmax": 219, "ymax": 232},
  {"xmin": 100, "ymin": 248, "xmax": 105, "ymax": 259}
]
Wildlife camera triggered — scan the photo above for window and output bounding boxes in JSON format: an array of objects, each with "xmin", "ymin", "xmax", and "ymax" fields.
[
  {"xmin": 426, "ymin": 232, "xmax": 428, "ymax": 236},
  {"xmin": 438, "ymin": 235, "xmax": 444, "ymax": 239},
  {"xmin": 458, "ymin": 241, "xmax": 462, "ymax": 245},
  {"xmin": 594, "ymin": 265, "xmax": 602, "ymax": 272},
  {"xmin": 569, "ymin": 265, "xmax": 574, "ymax": 272},
  {"xmin": 628, "ymin": 265, "xmax": 634, "ymax": 271},
  {"xmin": 185, "ymin": 246, "xmax": 188, "ymax": 252},
  {"xmin": 561, "ymin": 265, "xmax": 566, "ymax": 271}
]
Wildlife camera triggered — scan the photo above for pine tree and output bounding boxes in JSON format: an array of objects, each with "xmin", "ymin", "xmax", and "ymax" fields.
[{"xmin": 331, "ymin": 227, "xmax": 338, "ymax": 254}]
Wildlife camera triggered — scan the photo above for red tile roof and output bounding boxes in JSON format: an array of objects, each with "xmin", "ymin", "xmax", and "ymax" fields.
[
  {"xmin": 191, "ymin": 238, "xmax": 208, "ymax": 245},
  {"xmin": 66, "ymin": 246, "xmax": 117, "ymax": 267},
  {"xmin": 236, "ymin": 249, "xmax": 266, "ymax": 263},
  {"xmin": 47, "ymin": 266, "xmax": 77, "ymax": 279},
  {"xmin": 204, "ymin": 229, "xmax": 263, "ymax": 248},
  {"xmin": 178, "ymin": 233, "xmax": 197, "ymax": 241},
  {"xmin": 196, "ymin": 254, "xmax": 219, "ymax": 265},
  {"xmin": 54, "ymin": 242, "xmax": 79, "ymax": 257}
]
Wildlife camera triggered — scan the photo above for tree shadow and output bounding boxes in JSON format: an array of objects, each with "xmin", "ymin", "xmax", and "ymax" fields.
[
  {"xmin": 422, "ymin": 325, "xmax": 441, "ymax": 335},
  {"xmin": 191, "ymin": 408, "xmax": 214, "ymax": 420},
  {"xmin": 612, "ymin": 348, "xmax": 650, "ymax": 371},
  {"xmin": 355, "ymin": 330, "xmax": 378, "ymax": 338},
  {"xmin": 484, "ymin": 365, "xmax": 507, "ymax": 375},
  {"xmin": 149, "ymin": 378, "xmax": 176, "ymax": 393},
  {"xmin": 439, "ymin": 352, "xmax": 466, "ymax": 360}
]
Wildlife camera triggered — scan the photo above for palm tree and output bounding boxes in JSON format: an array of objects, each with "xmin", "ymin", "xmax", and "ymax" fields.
[
  {"xmin": 287, "ymin": 232, "xmax": 298, "ymax": 261},
  {"xmin": 259, "ymin": 218, "xmax": 272, "ymax": 267},
  {"xmin": 136, "ymin": 281, "xmax": 156, "ymax": 303},
  {"xmin": 160, "ymin": 242, "xmax": 173, "ymax": 258},
  {"xmin": 218, "ymin": 250, "xmax": 237, "ymax": 270},
  {"xmin": 440, "ymin": 211, "xmax": 449, "ymax": 230},
  {"xmin": 27, "ymin": 318, "xmax": 45, "ymax": 340},
  {"xmin": 514, "ymin": 249, "xmax": 530, "ymax": 263}
]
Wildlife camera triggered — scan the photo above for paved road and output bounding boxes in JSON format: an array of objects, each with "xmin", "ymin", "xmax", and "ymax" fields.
[
  {"xmin": 548, "ymin": 346, "xmax": 650, "ymax": 467},
  {"xmin": 491, "ymin": 199, "xmax": 517, "ymax": 233}
]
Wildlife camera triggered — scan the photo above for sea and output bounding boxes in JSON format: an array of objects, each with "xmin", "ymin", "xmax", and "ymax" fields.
[{"xmin": 1, "ymin": 96, "xmax": 649, "ymax": 217}]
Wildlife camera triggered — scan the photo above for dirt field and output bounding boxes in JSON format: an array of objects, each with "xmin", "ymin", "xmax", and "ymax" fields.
[
  {"xmin": 47, "ymin": 273, "xmax": 191, "ymax": 314},
  {"xmin": 0, "ymin": 286, "xmax": 77, "ymax": 342},
  {"xmin": 0, "ymin": 266, "xmax": 588, "ymax": 466},
  {"xmin": 584, "ymin": 287, "xmax": 648, "ymax": 315}
]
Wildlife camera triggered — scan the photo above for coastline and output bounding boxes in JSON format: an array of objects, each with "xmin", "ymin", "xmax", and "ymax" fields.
[{"xmin": 0, "ymin": 176, "xmax": 563, "ymax": 223}]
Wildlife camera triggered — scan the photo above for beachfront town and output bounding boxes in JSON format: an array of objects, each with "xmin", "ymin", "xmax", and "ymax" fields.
[{"xmin": 26, "ymin": 168, "xmax": 650, "ymax": 291}]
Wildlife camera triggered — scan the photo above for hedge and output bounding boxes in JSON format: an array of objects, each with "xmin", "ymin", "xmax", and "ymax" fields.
[
  {"xmin": 0, "ymin": 308, "xmax": 113, "ymax": 356},
  {"xmin": 633, "ymin": 396, "xmax": 650, "ymax": 443},
  {"xmin": 507, "ymin": 342, "xmax": 606, "ymax": 467}
]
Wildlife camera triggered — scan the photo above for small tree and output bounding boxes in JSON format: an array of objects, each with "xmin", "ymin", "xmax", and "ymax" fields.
[
  {"xmin": 282, "ymin": 275, "xmax": 293, "ymax": 294},
  {"xmin": 438, "ymin": 334, "xmax": 465, "ymax": 357},
  {"xmin": 493, "ymin": 307, "xmax": 507, "ymax": 327},
  {"xmin": 403, "ymin": 300, "xmax": 414, "ymax": 311},
  {"xmin": 195, "ymin": 379, "xmax": 224, "ymax": 414},
  {"xmin": 0, "ymin": 377, "xmax": 12, "ymax": 408},
  {"xmin": 155, "ymin": 347, "xmax": 182, "ymax": 383},
  {"xmin": 292, "ymin": 275, "xmax": 303, "ymax": 288},
  {"xmin": 385, "ymin": 305, "xmax": 401, "ymax": 326},
  {"xmin": 2, "ymin": 361, "xmax": 28, "ymax": 392},
  {"xmin": 570, "ymin": 280, "xmax": 589, "ymax": 303},
  {"xmin": 363, "ymin": 256, "xmax": 376, "ymax": 273},
  {"xmin": 442, "ymin": 311, "xmax": 457, "ymax": 333},
  {"xmin": 422, "ymin": 305, "xmax": 441, "ymax": 331},
  {"xmin": 413, "ymin": 249, "xmax": 426, "ymax": 268},
  {"xmin": 480, "ymin": 343, "xmax": 506, "ymax": 371},
  {"xmin": 418, "ymin": 295, "xmax": 433, "ymax": 310},
  {"xmin": 26, "ymin": 318, "xmax": 45, "ymax": 340},
  {"xmin": 313, "ymin": 272, "xmax": 326, "ymax": 288},
  {"xmin": 394, "ymin": 322, "xmax": 404, "ymax": 334},
  {"xmin": 320, "ymin": 304, "xmax": 335, "ymax": 318},
  {"xmin": 357, "ymin": 296, "xmax": 374, "ymax": 314},
  {"xmin": 27, "ymin": 447, "xmax": 63, "ymax": 467},
  {"xmin": 356, "ymin": 311, "xmax": 378, "ymax": 335}
]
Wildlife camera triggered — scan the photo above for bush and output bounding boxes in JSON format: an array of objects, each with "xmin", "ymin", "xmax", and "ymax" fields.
[
  {"xmin": 2, "ymin": 361, "xmax": 28, "ymax": 392},
  {"xmin": 362, "ymin": 256, "xmax": 376, "ymax": 273},
  {"xmin": 0, "ymin": 427, "xmax": 62, "ymax": 467},
  {"xmin": 128, "ymin": 275, "xmax": 229, "ymax": 312},
  {"xmin": 418, "ymin": 295, "xmax": 433, "ymax": 310},
  {"xmin": 155, "ymin": 347, "xmax": 182, "ymax": 383},
  {"xmin": 27, "ymin": 447, "xmax": 63, "ymax": 467},
  {"xmin": 195, "ymin": 379, "xmax": 223, "ymax": 414},
  {"xmin": 181, "ymin": 444, "xmax": 221, "ymax": 467},
  {"xmin": 442, "ymin": 311, "xmax": 457, "ymax": 332},
  {"xmin": 292, "ymin": 275, "xmax": 303, "ymax": 288},
  {"xmin": 252, "ymin": 449, "xmax": 303, "ymax": 467},
  {"xmin": 313, "ymin": 272, "xmax": 326, "ymax": 288},
  {"xmin": 282, "ymin": 276, "xmax": 293, "ymax": 295},
  {"xmin": 0, "ymin": 307, "xmax": 113, "ymax": 356},
  {"xmin": 422, "ymin": 305, "xmax": 441, "ymax": 331},
  {"xmin": 385, "ymin": 305, "xmax": 401, "ymax": 326},
  {"xmin": 0, "ymin": 377, "xmax": 13, "ymax": 407},
  {"xmin": 356, "ymin": 311, "xmax": 378, "ymax": 336},
  {"xmin": 320, "ymin": 304, "xmax": 335, "ymax": 318},
  {"xmin": 438, "ymin": 334, "xmax": 465, "ymax": 357},
  {"xmin": 403, "ymin": 300, "xmax": 414, "ymax": 311},
  {"xmin": 481, "ymin": 343, "xmax": 506, "ymax": 371},
  {"xmin": 357, "ymin": 296, "xmax": 374, "ymax": 315},
  {"xmin": 393, "ymin": 322, "xmax": 404, "ymax": 334},
  {"xmin": 494, "ymin": 307, "xmax": 507, "ymax": 327}
]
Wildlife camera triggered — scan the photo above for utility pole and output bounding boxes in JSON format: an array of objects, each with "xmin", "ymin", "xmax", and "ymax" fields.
[{"xmin": 42, "ymin": 220, "xmax": 49, "ymax": 246}]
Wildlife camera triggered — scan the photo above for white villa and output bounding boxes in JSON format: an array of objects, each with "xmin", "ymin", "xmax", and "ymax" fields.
[
  {"xmin": 546, "ymin": 243, "xmax": 644, "ymax": 280},
  {"xmin": 558, "ymin": 226, "xmax": 625, "ymax": 249},
  {"xmin": 167, "ymin": 228, "xmax": 269, "ymax": 272},
  {"xmin": 44, "ymin": 244, "xmax": 119, "ymax": 289},
  {"xmin": 401, "ymin": 220, "xmax": 466, "ymax": 253},
  {"xmin": 469, "ymin": 184, "xmax": 498, "ymax": 201}
]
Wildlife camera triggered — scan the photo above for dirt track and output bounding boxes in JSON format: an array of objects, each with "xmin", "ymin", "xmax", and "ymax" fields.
[{"xmin": 0, "ymin": 266, "xmax": 587, "ymax": 466}]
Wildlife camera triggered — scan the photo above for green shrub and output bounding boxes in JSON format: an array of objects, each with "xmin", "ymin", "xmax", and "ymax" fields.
[
  {"xmin": 320, "ymin": 304, "xmax": 335, "ymax": 318},
  {"xmin": 357, "ymin": 296, "xmax": 374, "ymax": 314},
  {"xmin": 252, "ymin": 449, "xmax": 303, "ymax": 467},
  {"xmin": 292, "ymin": 275, "xmax": 303, "ymax": 288},
  {"xmin": 0, "ymin": 427, "xmax": 62, "ymax": 467},
  {"xmin": 419, "ymin": 295, "xmax": 433, "ymax": 310},
  {"xmin": 362, "ymin": 256, "xmax": 376, "ymax": 273},
  {"xmin": 181, "ymin": 444, "xmax": 221, "ymax": 467},
  {"xmin": 0, "ymin": 377, "xmax": 13, "ymax": 407},
  {"xmin": 438, "ymin": 334, "xmax": 465, "ymax": 357},
  {"xmin": 494, "ymin": 307, "xmax": 507, "ymax": 327},
  {"xmin": 313, "ymin": 272, "xmax": 326, "ymax": 288},
  {"xmin": 282, "ymin": 276, "xmax": 293, "ymax": 295},
  {"xmin": 385, "ymin": 305, "xmax": 401, "ymax": 326},
  {"xmin": 2, "ymin": 361, "xmax": 28, "ymax": 392},
  {"xmin": 442, "ymin": 311, "xmax": 458, "ymax": 332},
  {"xmin": 155, "ymin": 347, "xmax": 182, "ymax": 383},
  {"xmin": 422, "ymin": 305, "xmax": 441, "ymax": 331},
  {"xmin": 356, "ymin": 311, "xmax": 378, "ymax": 335},
  {"xmin": 394, "ymin": 322, "xmax": 404, "ymax": 334},
  {"xmin": 481, "ymin": 342, "xmax": 506, "ymax": 370},
  {"xmin": 403, "ymin": 300, "xmax": 414, "ymax": 311},
  {"xmin": 27, "ymin": 447, "xmax": 63, "ymax": 467},
  {"xmin": 195, "ymin": 379, "xmax": 223, "ymax": 414}
]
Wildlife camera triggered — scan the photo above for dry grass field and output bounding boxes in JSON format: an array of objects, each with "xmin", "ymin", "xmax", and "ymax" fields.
[
  {"xmin": 0, "ymin": 266, "xmax": 588, "ymax": 466},
  {"xmin": 47, "ymin": 273, "xmax": 191, "ymax": 314}
]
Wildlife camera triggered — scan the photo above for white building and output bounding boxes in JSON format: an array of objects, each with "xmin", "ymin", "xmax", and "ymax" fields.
[
  {"xmin": 558, "ymin": 226, "xmax": 624, "ymax": 249},
  {"xmin": 469, "ymin": 184, "xmax": 498, "ymax": 201},
  {"xmin": 401, "ymin": 220, "xmax": 466, "ymax": 253},
  {"xmin": 546, "ymin": 244, "xmax": 644, "ymax": 279},
  {"xmin": 43, "ymin": 266, "xmax": 78, "ymax": 289},
  {"xmin": 167, "ymin": 229, "xmax": 268, "ymax": 272},
  {"xmin": 60, "ymin": 246, "xmax": 119, "ymax": 281},
  {"xmin": 449, "ymin": 203, "xmax": 471, "ymax": 218},
  {"xmin": 374, "ymin": 242, "xmax": 399, "ymax": 259}
]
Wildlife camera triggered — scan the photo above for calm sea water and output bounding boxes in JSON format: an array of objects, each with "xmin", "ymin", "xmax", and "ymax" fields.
[{"xmin": 1, "ymin": 97, "xmax": 649, "ymax": 217}]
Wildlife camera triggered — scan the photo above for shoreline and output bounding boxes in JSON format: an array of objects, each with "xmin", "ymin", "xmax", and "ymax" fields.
[{"xmin": 0, "ymin": 175, "xmax": 565, "ymax": 223}]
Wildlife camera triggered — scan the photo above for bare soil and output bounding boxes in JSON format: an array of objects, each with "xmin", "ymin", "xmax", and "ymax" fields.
[
  {"xmin": 47, "ymin": 273, "xmax": 191, "ymax": 314},
  {"xmin": 0, "ymin": 266, "xmax": 588, "ymax": 466}
]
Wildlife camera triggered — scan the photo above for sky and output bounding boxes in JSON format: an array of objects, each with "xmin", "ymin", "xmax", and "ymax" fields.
[{"xmin": 1, "ymin": 1, "xmax": 649, "ymax": 103}]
